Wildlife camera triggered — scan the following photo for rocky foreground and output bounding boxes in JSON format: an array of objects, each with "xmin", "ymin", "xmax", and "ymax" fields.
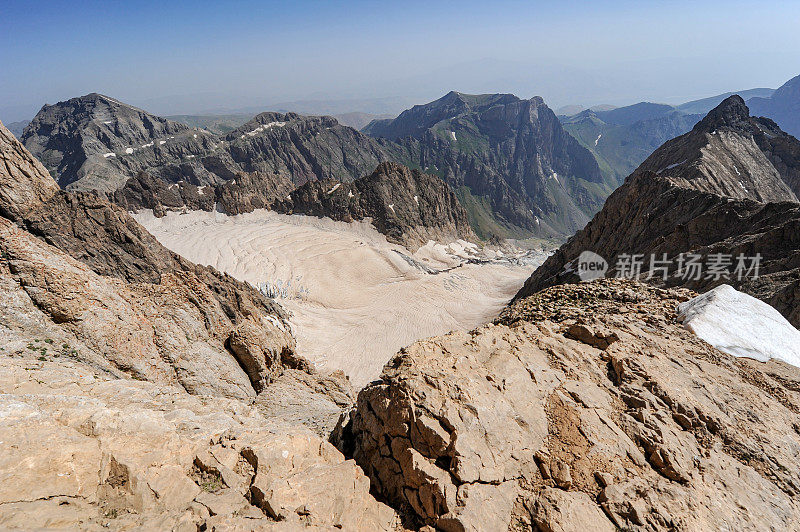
[{"xmin": 336, "ymin": 280, "xmax": 800, "ymax": 530}]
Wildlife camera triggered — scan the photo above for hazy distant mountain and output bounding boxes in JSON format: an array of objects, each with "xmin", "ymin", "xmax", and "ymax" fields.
[
  {"xmin": 364, "ymin": 91, "xmax": 613, "ymax": 240},
  {"xmin": 748, "ymin": 74, "xmax": 800, "ymax": 139},
  {"xmin": 562, "ymin": 107, "xmax": 701, "ymax": 184},
  {"xmin": 677, "ymin": 87, "xmax": 775, "ymax": 115},
  {"xmin": 6, "ymin": 120, "xmax": 29, "ymax": 138},
  {"xmin": 166, "ymin": 114, "xmax": 253, "ymax": 135},
  {"xmin": 169, "ymin": 111, "xmax": 393, "ymax": 135}
]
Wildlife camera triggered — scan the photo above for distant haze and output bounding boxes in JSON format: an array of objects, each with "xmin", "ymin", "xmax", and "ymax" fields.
[{"xmin": 2, "ymin": 0, "xmax": 799, "ymax": 122}]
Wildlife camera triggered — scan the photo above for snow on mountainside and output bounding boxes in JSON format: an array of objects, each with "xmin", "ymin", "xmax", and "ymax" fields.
[{"xmin": 678, "ymin": 285, "xmax": 800, "ymax": 368}]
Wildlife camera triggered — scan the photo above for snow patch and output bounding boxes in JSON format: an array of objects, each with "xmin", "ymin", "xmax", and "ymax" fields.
[
  {"xmin": 733, "ymin": 165, "xmax": 741, "ymax": 176},
  {"xmin": 678, "ymin": 284, "xmax": 800, "ymax": 368},
  {"xmin": 450, "ymin": 131, "xmax": 457, "ymax": 141},
  {"xmin": 244, "ymin": 121, "xmax": 287, "ymax": 138},
  {"xmin": 186, "ymin": 155, "xmax": 195, "ymax": 159},
  {"xmin": 388, "ymin": 203, "xmax": 395, "ymax": 214},
  {"xmin": 658, "ymin": 160, "xmax": 687, "ymax": 174},
  {"xmin": 141, "ymin": 142, "xmax": 154, "ymax": 148},
  {"xmin": 103, "ymin": 120, "xmax": 113, "ymax": 125},
  {"xmin": 193, "ymin": 134, "xmax": 198, "ymax": 139},
  {"xmin": 159, "ymin": 140, "xmax": 167, "ymax": 145},
  {"xmin": 413, "ymin": 195, "xmax": 419, "ymax": 205},
  {"xmin": 348, "ymin": 191, "xmax": 354, "ymax": 198},
  {"xmin": 594, "ymin": 133, "xmax": 602, "ymax": 146},
  {"xmin": 124, "ymin": 147, "xmax": 134, "ymax": 154},
  {"xmin": 327, "ymin": 183, "xmax": 341, "ymax": 194},
  {"xmin": 102, "ymin": 152, "xmax": 116, "ymax": 158},
  {"xmin": 197, "ymin": 186, "xmax": 206, "ymax": 195}
]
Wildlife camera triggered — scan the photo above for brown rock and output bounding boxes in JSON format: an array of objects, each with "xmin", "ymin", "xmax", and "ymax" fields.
[{"xmin": 339, "ymin": 280, "xmax": 800, "ymax": 530}]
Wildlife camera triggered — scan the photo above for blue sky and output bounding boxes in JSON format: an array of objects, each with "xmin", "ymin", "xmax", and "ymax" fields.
[{"xmin": 1, "ymin": 0, "xmax": 799, "ymax": 121}]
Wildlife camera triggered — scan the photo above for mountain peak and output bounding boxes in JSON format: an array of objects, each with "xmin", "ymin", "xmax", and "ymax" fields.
[
  {"xmin": 773, "ymin": 73, "xmax": 800, "ymax": 99},
  {"xmin": 693, "ymin": 95, "xmax": 750, "ymax": 132}
]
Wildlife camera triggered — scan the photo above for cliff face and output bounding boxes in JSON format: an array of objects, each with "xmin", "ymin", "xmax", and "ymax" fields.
[
  {"xmin": 276, "ymin": 161, "xmax": 476, "ymax": 248},
  {"xmin": 364, "ymin": 92, "xmax": 613, "ymax": 239},
  {"xmin": 515, "ymin": 97, "xmax": 800, "ymax": 327},
  {"xmin": 1, "ymin": 119, "xmax": 300, "ymax": 398}
]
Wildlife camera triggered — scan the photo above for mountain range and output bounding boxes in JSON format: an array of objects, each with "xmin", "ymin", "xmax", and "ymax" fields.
[
  {"xmin": 517, "ymin": 95, "xmax": 800, "ymax": 328},
  {"xmin": 558, "ymin": 76, "xmax": 800, "ymax": 186},
  {"xmin": 364, "ymin": 91, "xmax": 613, "ymax": 239},
  {"xmin": 20, "ymin": 91, "xmax": 613, "ymax": 243}
]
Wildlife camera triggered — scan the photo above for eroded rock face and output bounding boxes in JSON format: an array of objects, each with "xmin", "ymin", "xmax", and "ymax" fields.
[
  {"xmin": 0, "ymin": 347, "xmax": 396, "ymax": 530},
  {"xmin": 364, "ymin": 91, "xmax": 612, "ymax": 239},
  {"xmin": 276, "ymin": 161, "xmax": 477, "ymax": 249},
  {"xmin": 338, "ymin": 280, "xmax": 800, "ymax": 530}
]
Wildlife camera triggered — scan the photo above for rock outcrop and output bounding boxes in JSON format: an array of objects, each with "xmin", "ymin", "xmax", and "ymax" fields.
[
  {"xmin": 276, "ymin": 161, "xmax": 477, "ymax": 249},
  {"xmin": 1, "ymin": 119, "xmax": 308, "ymax": 401},
  {"xmin": 364, "ymin": 91, "xmax": 613, "ymax": 239},
  {"xmin": 516, "ymin": 97, "xmax": 800, "ymax": 327},
  {"xmin": 336, "ymin": 279, "xmax": 800, "ymax": 530},
  {"xmin": 0, "ymin": 335, "xmax": 395, "ymax": 530}
]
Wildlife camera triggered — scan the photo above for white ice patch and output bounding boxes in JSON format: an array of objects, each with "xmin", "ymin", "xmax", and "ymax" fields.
[
  {"xmin": 413, "ymin": 195, "xmax": 419, "ymax": 205},
  {"xmin": 193, "ymin": 134, "xmax": 197, "ymax": 139},
  {"xmin": 103, "ymin": 120, "xmax": 113, "ymax": 125},
  {"xmin": 733, "ymin": 165, "xmax": 741, "ymax": 176},
  {"xmin": 244, "ymin": 121, "xmax": 287, "ymax": 138},
  {"xmin": 186, "ymin": 155, "xmax": 195, "ymax": 159},
  {"xmin": 739, "ymin": 181, "xmax": 747, "ymax": 191},
  {"xmin": 551, "ymin": 172, "xmax": 559, "ymax": 183},
  {"xmin": 594, "ymin": 133, "xmax": 602, "ymax": 146},
  {"xmin": 659, "ymin": 160, "xmax": 687, "ymax": 174},
  {"xmin": 388, "ymin": 203, "xmax": 395, "ymax": 214},
  {"xmin": 677, "ymin": 284, "xmax": 800, "ymax": 368},
  {"xmin": 159, "ymin": 140, "xmax": 167, "ymax": 145},
  {"xmin": 102, "ymin": 152, "xmax": 116, "ymax": 158},
  {"xmin": 450, "ymin": 131, "xmax": 457, "ymax": 141},
  {"xmin": 327, "ymin": 183, "xmax": 341, "ymax": 194},
  {"xmin": 348, "ymin": 191, "xmax": 354, "ymax": 198},
  {"xmin": 198, "ymin": 186, "xmax": 206, "ymax": 195},
  {"xmin": 141, "ymin": 142, "xmax": 154, "ymax": 148},
  {"xmin": 124, "ymin": 147, "xmax": 134, "ymax": 154}
]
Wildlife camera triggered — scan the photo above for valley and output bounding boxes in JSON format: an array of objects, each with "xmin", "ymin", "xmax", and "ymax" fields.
[{"xmin": 135, "ymin": 209, "xmax": 543, "ymax": 387}]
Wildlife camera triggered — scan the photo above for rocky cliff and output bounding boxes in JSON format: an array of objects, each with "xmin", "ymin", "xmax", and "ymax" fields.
[
  {"xmin": 1, "ymin": 119, "xmax": 342, "ymax": 400},
  {"xmin": 276, "ymin": 161, "xmax": 476, "ymax": 249},
  {"xmin": 335, "ymin": 279, "xmax": 800, "ymax": 530},
  {"xmin": 515, "ymin": 97, "xmax": 800, "ymax": 327},
  {"xmin": 364, "ymin": 91, "xmax": 613, "ymax": 239}
]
